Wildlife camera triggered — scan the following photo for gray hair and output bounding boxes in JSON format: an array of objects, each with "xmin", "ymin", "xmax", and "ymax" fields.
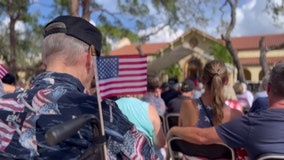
[
  {"xmin": 269, "ymin": 62, "xmax": 284, "ymax": 98},
  {"xmin": 42, "ymin": 22, "xmax": 89, "ymax": 66}
]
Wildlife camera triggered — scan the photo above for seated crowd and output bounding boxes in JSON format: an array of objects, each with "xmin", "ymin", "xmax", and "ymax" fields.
[{"xmin": 0, "ymin": 15, "xmax": 283, "ymax": 160}]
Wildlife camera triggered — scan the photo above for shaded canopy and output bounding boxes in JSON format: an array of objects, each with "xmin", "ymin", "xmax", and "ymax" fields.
[
  {"xmin": 147, "ymin": 43, "xmax": 216, "ymax": 75},
  {"xmin": 147, "ymin": 44, "xmax": 194, "ymax": 75},
  {"xmin": 147, "ymin": 43, "xmax": 236, "ymax": 76}
]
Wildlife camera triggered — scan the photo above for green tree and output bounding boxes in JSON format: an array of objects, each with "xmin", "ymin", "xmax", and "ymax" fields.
[
  {"xmin": 258, "ymin": 0, "xmax": 284, "ymax": 78},
  {"xmin": 46, "ymin": 0, "xmax": 218, "ymax": 54},
  {"xmin": 209, "ymin": 43, "xmax": 233, "ymax": 64},
  {"xmin": 218, "ymin": 0, "xmax": 246, "ymax": 82},
  {"xmin": 160, "ymin": 63, "xmax": 182, "ymax": 81},
  {"xmin": 266, "ymin": 0, "xmax": 284, "ymax": 27},
  {"xmin": 0, "ymin": 0, "xmax": 41, "ymax": 79}
]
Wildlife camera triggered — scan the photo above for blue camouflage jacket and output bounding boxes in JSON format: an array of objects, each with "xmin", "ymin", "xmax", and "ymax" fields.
[{"xmin": 0, "ymin": 72, "xmax": 162, "ymax": 160}]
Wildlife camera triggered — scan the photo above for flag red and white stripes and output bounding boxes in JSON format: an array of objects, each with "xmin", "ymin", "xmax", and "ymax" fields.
[
  {"xmin": 0, "ymin": 119, "xmax": 16, "ymax": 151},
  {"xmin": 0, "ymin": 64, "xmax": 8, "ymax": 79},
  {"xmin": 96, "ymin": 55, "xmax": 147, "ymax": 100}
]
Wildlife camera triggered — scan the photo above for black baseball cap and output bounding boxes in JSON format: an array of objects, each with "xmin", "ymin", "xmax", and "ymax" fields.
[
  {"xmin": 43, "ymin": 15, "xmax": 102, "ymax": 56},
  {"xmin": 181, "ymin": 80, "xmax": 195, "ymax": 92}
]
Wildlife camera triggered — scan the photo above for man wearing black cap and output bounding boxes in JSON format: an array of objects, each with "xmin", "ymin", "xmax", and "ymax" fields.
[
  {"xmin": 0, "ymin": 16, "xmax": 162, "ymax": 160},
  {"xmin": 161, "ymin": 77, "xmax": 180, "ymax": 106},
  {"xmin": 167, "ymin": 80, "xmax": 195, "ymax": 114}
]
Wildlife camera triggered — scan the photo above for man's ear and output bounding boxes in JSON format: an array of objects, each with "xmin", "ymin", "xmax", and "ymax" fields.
[{"xmin": 86, "ymin": 52, "xmax": 93, "ymax": 72}]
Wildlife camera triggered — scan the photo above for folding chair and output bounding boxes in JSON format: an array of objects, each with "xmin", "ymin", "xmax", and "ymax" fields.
[
  {"xmin": 168, "ymin": 136, "xmax": 235, "ymax": 160},
  {"xmin": 257, "ymin": 153, "xmax": 284, "ymax": 160},
  {"xmin": 159, "ymin": 115, "xmax": 166, "ymax": 133},
  {"xmin": 165, "ymin": 113, "xmax": 179, "ymax": 132}
]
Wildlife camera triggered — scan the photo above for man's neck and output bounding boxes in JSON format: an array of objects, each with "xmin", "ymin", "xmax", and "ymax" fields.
[{"xmin": 270, "ymin": 99, "xmax": 284, "ymax": 109}]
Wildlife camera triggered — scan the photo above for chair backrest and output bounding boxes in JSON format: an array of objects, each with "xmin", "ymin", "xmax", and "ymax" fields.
[
  {"xmin": 168, "ymin": 136, "xmax": 235, "ymax": 160},
  {"xmin": 257, "ymin": 153, "xmax": 284, "ymax": 160},
  {"xmin": 159, "ymin": 115, "xmax": 166, "ymax": 133},
  {"xmin": 165, "ymin": 113, "xmax": 179, "ymax": 132}
]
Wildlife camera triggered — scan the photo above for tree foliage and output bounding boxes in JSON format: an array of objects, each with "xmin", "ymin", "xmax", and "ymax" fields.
[
  {"xmin": 209, "ymin": 43, "xmax": 233, "ymax": 64},
  {"xmin": 160, "ymin": 63, "xmax": 182, "ymax": 81},
  {"xmin": 0, "ymin": 0, "xmax": 42, "ymax": 80},
  {"xmin": 218, "ymin": 0, "xmax": 246, "ymax": 82},
  {"xmin": 265, "ymin": 0, "xmax": 284, "ymax": 27},
  {"xmin": 1, "ymin": 0, "xmax": 281, "ymax": 84},
  {"xmin": 48, "ymin": 0, "xmax": 218, "ymax": 53}
]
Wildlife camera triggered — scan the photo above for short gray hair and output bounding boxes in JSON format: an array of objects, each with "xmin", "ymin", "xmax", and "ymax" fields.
[
  {"xmin": 269, "ymin": 62, "xmax": 284, "ymax": 97},
  {"xmin": 42, "ymin": 22, "xmax": 89, "ymax": 66}
]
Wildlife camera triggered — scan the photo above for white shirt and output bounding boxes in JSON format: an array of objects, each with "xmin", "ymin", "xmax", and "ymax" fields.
[{"xmin": 254, "ymin": 91, "xmax": 268, "ymax": 101}]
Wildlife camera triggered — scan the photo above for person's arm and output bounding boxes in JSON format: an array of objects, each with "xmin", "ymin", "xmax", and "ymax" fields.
[
  {"xmin": 167, "ymin": 126, "xmax": 223, "ymax": 145},
  {"xmin": 148, "ymin": 104, "xmax": 166, "ymax": 149},
  {"xmin": 179, "ymin": 99, "xmax": 198, "ymax": 126},
  {"xmin": 222, "ymin": 107, "xmax": 243, "ymax": 123}
]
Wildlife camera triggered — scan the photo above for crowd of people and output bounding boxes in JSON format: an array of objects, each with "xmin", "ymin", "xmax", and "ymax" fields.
[{"xmin": 0, "ymin": 15, "xmax": 283, "ymax": 160}]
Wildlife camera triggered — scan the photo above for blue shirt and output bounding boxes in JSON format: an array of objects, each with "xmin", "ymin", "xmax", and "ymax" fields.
[
  {"xmin": 0, "ymin": 72, "xmax": 163, "ymax": 160},
  {"xmin": 116, "ymin": 97, "xmax": 154, "ymax": 145},
  {"xmin": 216, "ymin": 109, "xmax": 284, "ymax": 159},
  {"xmin": 249, "ymin": 97, "xmax": 268, "ymax": 113}
]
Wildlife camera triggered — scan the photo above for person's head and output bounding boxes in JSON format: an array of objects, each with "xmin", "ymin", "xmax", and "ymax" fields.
[
  {"xmin": 233, "ymin": 82, "xmax": 244, "ymax": 95},
  {"xmin": 2, "ymin": 73, "xmax": 16, "ymax": 85},
  {"xmin": 42, "ymin": 15, "xmax": 102, "ymax": 90},
  {"xmin": 161, "ymin": 82, "xmax": 169, "ymax": 93},
  {"xmin": 202, "ymin": 60, "xmax": 228, "ymax": 124},
  {"xmin": 168, "ymin": 77, "xmax": 179, "ymax": 90},
  {"xmin": 147, "ymin": 76, "xmax": 161, "ymax": 93},
  {"xmin": 267, "ymin": 62, "xmax": 284, "ymax": 106},
  {"xmin": 180, "ymin": 80, "xmax": 195, "ymax": 98},
  {"xmin": 195, "ymin": 82, "xmax": 204, "ymax": 91}
]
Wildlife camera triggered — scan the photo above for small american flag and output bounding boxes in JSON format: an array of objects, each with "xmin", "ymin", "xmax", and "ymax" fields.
[
  {"xmin": 96, "ymin": 55, "xmax": 147, "ymax": 99},
  {"xmin": 0, "ymin": 64, "xmax": 8, "ymax": 79}
]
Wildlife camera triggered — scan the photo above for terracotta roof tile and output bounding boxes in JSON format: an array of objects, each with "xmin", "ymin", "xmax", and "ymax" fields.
[
  {"xmin": 231, "ymin": 33, "xmax": 284, "ymax": 50},
  {"xmin": 240, "ymin": 57, "xmax": 284, "ymax": 65},
  {"xmin": 108, "ymin": 43, "xmax": 168, "ymax": 56},
  {"xmin": 107, "ymin": 31, "xmax": 283, "ymax": 66}
]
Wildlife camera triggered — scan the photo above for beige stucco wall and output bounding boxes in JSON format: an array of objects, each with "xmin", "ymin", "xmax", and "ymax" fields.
[
  {"xmin": 150, "ymin": 29, "xmax": 284, "ymax": 86},
  {"xmin": 238, "ymin": 49, "xmax": 283, "ymax": 83},
  {"xmin": 238, "ymin": 49, "xmax": 284, "ymax": 58}
]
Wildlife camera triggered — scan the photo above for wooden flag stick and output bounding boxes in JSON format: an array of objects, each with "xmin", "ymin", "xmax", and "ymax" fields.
[{"xmin": 93, "ymin": 57, "xmax": 107, "ymax": 160}]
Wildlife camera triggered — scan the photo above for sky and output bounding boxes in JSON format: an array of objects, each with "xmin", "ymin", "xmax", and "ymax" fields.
[
  {"xmin": 7, "ymin": 0, "xmax": 284, "ymax": 46},
  {"xmin": 143, "ymin": 0, "xmax": 284, "ymax": 43}
]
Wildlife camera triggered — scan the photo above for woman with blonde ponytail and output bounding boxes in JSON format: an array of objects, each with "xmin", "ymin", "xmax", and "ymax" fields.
[{"xmin": 179, "ymin": 60, "xmax": 242, "ymax": 128}]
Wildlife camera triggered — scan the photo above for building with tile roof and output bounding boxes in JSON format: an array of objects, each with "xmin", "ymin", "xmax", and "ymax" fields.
[{"xmin": 107, "ymin": 28, "xmax": 284, "ymax": 87}]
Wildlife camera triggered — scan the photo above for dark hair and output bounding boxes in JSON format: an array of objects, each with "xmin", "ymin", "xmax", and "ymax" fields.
[
  {"xmin": 147, "ymin": 76, "xmax": 161, "ymax": 92},
  {"xmin": 2, "ymin": 73, "xmax": 16, "ymax": 85},
  {"xmin": 269, "ymin": 62, "xmax": 284, "ymax": 98},
  {"xmin": 161, "ymin": 82, "xmax": 169, "ymax": 91},
  {"xmin": 202, "ymin": 60, "xmax": 228, "ymax": 124}
]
